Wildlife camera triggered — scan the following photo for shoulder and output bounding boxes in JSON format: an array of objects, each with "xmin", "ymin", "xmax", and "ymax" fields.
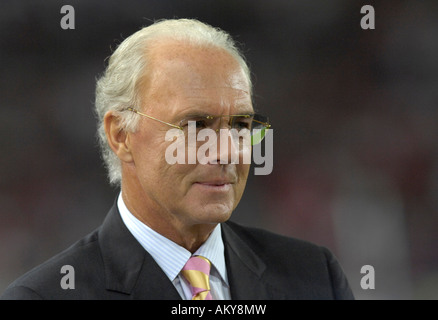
[
  {"xmin": 1, "ymin": 229, "xmax": 103, "ymax": 300},
  {"xmin": 224, "ymin": 220, "xmax": 354, "ymax": 299},
  {"xmin": 224, "ymin": 220, "xmax": 326, "ymax": 258}
]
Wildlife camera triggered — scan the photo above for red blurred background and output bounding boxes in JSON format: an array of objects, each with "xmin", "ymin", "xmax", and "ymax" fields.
[{"xmin": 1, "ymin": 0, "xmax": 437, "ymax": 299}]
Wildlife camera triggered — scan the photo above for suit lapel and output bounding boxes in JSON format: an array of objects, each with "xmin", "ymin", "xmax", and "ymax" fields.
[
  {"xmin": 222, "ymin": 222, "xmax": 279, "ymax": 300},
  {"xmin": 98, "ymin": 203, "xmax": 181, "ymax": 300},
  {"xmin": 99, "ymin": 203, "xmax": 283, "ymax": 300},
  {"xmin": 131, "ymin": 253, "xmax": 182, "ymax": 300}
]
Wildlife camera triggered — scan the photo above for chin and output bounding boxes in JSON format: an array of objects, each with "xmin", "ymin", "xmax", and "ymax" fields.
[{"xmin": 196, "ymin": 203, "xmax": 234, "ymax": 224}]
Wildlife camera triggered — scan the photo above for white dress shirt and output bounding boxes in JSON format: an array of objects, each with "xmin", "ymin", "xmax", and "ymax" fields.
[{"xmin": 117, "ymin": 193, "xmax": 231, "ymax": 300}]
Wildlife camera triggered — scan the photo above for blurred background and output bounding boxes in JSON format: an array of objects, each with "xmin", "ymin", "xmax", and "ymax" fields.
[{"xmin": 1, "ymin": 0, "xmax": 437, "ymax": 299}]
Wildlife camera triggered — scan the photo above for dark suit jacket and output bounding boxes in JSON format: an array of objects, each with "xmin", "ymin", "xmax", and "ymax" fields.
[{"xmin": 1, "ymin": 203, "xmax": 354, "ymax": 300}]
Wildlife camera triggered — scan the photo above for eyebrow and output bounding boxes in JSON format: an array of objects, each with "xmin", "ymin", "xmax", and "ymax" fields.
[
  {"xmin": 175, "ymin": 104, "xmax": 253, "ymax": 118},
  {"xmin": 179, "ymin": 111, "xmax": 255, "ymax": 120}
]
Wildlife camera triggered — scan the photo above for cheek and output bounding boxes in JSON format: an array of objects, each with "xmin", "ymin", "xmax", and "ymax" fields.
[
  {"xmin": 130, "ymin": 130, "xmax": 176, "ymax": 181},
  {"xmin": 132, "ymin": 148, "xmax": 195, "ymax": 206},
  {"xmin": 237, "ymin": 163, "xmax": 250, "ymax": 181},
  {"xmin": 234, "ymin": 163, "xmax": 250, "ymax": 197},
  {"xmin": 160, "ymin": 163, "xmax": 196, "ymax": 193}
]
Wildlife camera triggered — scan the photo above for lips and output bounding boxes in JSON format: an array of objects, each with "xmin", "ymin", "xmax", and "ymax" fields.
[
  {"xmin": 196, "ymin": 177, "xmax": 234, "ymax": 186},
  {"xmin": 195, "ymin": 179, "xmax": 233, "ymax": 186},
  {"xmin": 193, "ymin": 178, "xmax": 235, "ymax": 192}
]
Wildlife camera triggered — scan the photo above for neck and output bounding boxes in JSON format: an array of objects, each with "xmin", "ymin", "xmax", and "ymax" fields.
[{"xmin": 120, "ymin": 184, "xmax": 216, "ymax": 253}]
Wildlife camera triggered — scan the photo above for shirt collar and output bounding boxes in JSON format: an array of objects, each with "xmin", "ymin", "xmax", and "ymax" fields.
[{"xmin": 117, "ymin": 192, "xmax": 228, "ymax": 284}]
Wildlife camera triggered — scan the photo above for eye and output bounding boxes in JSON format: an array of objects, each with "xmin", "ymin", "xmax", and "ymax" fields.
[
  {"xmin": 233, "ymin": 116, "xmax": 252, "ymax": 130},
  {"xmin": 193, "ymin": 118, "xmax": 208, "ymax": 129},
  {"xmin": 183, "ymin": 117, "xmax": 209, "ymax": 129}
]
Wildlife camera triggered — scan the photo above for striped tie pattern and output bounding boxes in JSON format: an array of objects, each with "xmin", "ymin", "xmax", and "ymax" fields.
[{"xmin": 181, "ymin": 255, "xmax": 213, "ymax": 300}]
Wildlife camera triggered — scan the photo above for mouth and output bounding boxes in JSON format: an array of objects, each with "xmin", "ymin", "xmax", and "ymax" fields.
[{"xmin": 193, "ymin": 180, "xmax": 234, "ymax": 191}]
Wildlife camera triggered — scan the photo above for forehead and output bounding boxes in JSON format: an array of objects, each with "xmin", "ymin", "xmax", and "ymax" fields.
[
  {"xmin": 141, "ymin": 40, "xmax": 252, "ymax": 114},
  {"xmin": 180, "ymin": 87, "xmax": 253, "ymax": 115}
]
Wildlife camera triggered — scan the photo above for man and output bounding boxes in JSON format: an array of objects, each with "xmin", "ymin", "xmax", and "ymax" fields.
[{"xmin": 2, "ymin": 19, "xmax": 354, "ymax": 300}]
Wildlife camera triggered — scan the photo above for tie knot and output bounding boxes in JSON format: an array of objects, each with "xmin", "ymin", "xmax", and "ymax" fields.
[
  {"xmin": 181, "ymin": 255, "xmax": 213, "ymax": 300},
  {"xmin": 183, "ymin": 255, "xmax": 211, "ymax": 275}
]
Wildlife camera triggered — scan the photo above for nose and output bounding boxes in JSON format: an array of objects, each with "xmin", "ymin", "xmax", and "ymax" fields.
[
  {"xmin": 212, "ymin": 116, "xmax": 233, "ymax": 133},
  {"xmin": 216, "ymin": 128, "xmax": 240, "ymax": 165},
  {"xmin": 196, "ymin": 126, "xmax": 251, "ymax": 165}
]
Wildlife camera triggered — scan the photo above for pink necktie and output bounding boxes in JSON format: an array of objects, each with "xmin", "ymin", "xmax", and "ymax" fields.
[{"xmin": 181, "ymin": 255, "xmax": 213, "ymax": 300}]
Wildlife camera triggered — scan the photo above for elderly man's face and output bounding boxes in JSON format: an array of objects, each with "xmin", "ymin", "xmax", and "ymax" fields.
[{"xmin": 125, "ymin": 41, "xmax": 252, "ymax": 229}]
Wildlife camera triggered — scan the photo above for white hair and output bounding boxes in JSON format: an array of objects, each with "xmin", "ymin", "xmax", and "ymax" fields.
[{"xmin": 95, "ymin": 18, "xmax": 252, "ymax": 186}]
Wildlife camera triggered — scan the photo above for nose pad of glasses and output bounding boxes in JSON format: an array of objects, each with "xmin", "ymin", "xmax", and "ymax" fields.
[
  {"xmin": 219, "ymin": 129, "xmax": 242, "ymax": 165},
  {"xmin": 220, "ymin": 116, "xmax": 235, "ymax": 131},
  {"xmin": 214, "ymin": 116, "xmax": 228, "ymax": 132}
]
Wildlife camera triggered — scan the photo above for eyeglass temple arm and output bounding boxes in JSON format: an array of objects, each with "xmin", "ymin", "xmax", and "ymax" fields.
[
  {"xmin": 252, "ymin": 119, "xmax": 271, "ymax": 128},
  {"xmin": 127, "ymin": 107, "xmax": 183, "ymax": 130},
  {"xmin": 220, "ymin": 115, "xmax": 271, "ymax": 128}
]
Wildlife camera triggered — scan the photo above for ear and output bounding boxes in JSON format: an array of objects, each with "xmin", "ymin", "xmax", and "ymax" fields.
[{"xmin": 103, "ymin": 111, "xmax": 134, "ymax": 163}]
